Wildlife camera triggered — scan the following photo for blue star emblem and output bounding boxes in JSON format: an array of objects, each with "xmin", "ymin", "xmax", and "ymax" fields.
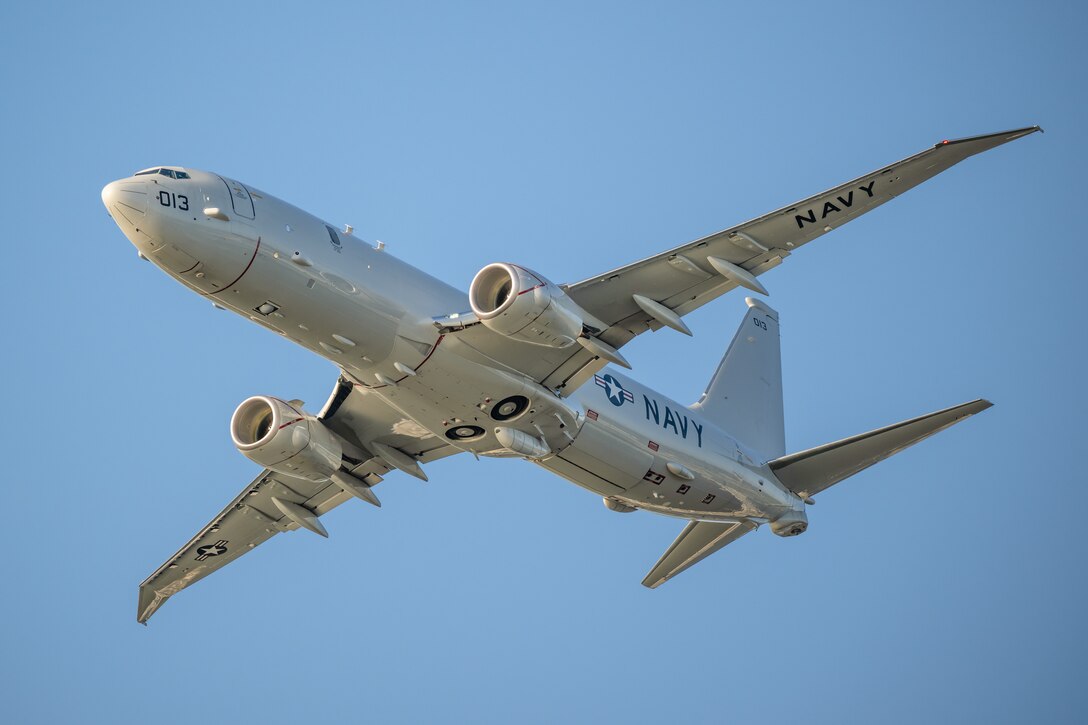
[{"xmin": 595, "ymin": 373, "xmax": 634, "ymax": 407}]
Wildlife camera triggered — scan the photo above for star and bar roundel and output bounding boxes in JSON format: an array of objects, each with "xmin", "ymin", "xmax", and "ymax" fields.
[
  {"xmin": 594, "ymin": 373, "xmax": 634, "ymax": 407},
  {"xmin": 195, "ymin": 540, "xmax": 229, "ymax": 561}
]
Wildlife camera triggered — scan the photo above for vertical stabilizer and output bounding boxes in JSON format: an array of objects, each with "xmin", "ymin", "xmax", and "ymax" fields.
[{"xmin": 690, "ymin": 297, "xmax": 784, "ymax": 459}]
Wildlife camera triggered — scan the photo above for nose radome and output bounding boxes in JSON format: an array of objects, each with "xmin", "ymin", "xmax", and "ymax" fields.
[
  {"xmin": 101, "ymin": 180, "xmax": 120, "ymax": 208},
  {"xmin": 101, "ymin": 177, "xmax": 148, "ymax": 222}
]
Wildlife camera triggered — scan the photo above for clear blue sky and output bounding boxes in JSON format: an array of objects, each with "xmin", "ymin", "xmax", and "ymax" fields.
[{"xmin": 2, "ymin": 1, "xmax": 1084, "ymax": 722}]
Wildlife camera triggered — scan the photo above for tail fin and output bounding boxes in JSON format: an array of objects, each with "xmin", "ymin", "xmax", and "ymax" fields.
[{"xmin": 691, "ymin": 297, "xmax": 784, "ymax": 459}]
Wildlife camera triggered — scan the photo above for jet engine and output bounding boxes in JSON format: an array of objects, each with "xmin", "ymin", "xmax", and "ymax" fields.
[
  {"xmin": 469, "ymin": 263, "xmax": 588, "ymax": 348},
  {"xmin": 230, "ymin": 396, "xmax": 343, "ymax": 482}
]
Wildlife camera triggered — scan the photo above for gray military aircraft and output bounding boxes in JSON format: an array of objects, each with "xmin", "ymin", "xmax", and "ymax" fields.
[{"xmin": 102, "ymin": 127, "xmax": 1040, "ymax": 623}]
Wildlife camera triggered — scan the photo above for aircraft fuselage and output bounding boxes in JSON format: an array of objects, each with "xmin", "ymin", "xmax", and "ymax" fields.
[{"xmin": 102, "ymin": 167, "xmax": 804, "ymax": 526}]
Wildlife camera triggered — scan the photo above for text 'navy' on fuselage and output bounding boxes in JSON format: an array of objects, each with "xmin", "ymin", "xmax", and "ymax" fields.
[{"xmin": 643, "ymin": 395, "xmax": 704, "ymax": 447}]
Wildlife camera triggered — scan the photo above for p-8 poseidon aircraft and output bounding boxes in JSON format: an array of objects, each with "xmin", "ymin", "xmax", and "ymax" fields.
[{"xmin": 102, "ymin": 127, "xmax": 1039, "ymax": 623}]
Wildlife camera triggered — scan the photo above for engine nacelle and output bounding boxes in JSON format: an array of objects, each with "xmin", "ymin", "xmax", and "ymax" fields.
[
  {"xmin": 230, "ymin": 396, "xmax": 343, "ymax": 482},
  {"xmin": 469, "ymin": 263, "xmax": 585, "ymax": 348}
]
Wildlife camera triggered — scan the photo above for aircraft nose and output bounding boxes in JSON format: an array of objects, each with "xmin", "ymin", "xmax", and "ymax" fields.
[{"xmin": 101, "ymin": 177, "xmax": 148, "ymax": 224}]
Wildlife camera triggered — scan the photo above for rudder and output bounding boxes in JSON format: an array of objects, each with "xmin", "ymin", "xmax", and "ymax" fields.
[{"xmin": 690, "ymin": 297, "xmax": 784, "ymax": 459}]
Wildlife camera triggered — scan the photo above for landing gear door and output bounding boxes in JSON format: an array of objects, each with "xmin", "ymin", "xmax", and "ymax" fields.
[{"xmin": 218, "ymin": 176, "xmax": 255, "ymax": 219}]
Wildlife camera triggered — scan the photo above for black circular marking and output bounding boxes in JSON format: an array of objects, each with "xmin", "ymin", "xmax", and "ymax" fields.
[
  {"xmin": 445, "ymin": 425, "xmax": 485, "ymax": 440},
  {"xmin": 490, "ymin": 395, "xmax": 529, "ymax": 421}
]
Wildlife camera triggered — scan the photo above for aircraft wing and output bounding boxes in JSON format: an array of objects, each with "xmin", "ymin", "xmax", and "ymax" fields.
[
  {"xmin": 445, "ymin": 127, "xmax": 1040, "ymax": 394},
  {"xmin": 137, "ymin": 378, "xmax": 457, "ymax": 623},
  {"xmin": 642, "ymin": 519, "xmax": 758, "ymax": 589}
]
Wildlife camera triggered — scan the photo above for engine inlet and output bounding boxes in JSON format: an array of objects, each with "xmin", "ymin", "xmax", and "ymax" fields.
[{"xmin": 231, "ymin": 397, "xmax": 278, "ymax": 449}]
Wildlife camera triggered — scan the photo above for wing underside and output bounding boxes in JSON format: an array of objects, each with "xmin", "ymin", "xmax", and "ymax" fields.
[
  {"xmin": 446, "ymin": 127, "xmax": 1040, "ymax": 395},
  {"xmin": 137, "ymin": 378, "xmax": 457, "ymax": 623}
]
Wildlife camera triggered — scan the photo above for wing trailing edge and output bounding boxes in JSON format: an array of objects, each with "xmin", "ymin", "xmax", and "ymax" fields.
[{"xmin": 768, "ymin": 399, "xmax": 993, "ymax": 500}]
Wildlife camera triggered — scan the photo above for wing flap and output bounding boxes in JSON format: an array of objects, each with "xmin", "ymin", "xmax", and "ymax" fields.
[
  {"xmin": 642, "ymin": 518, "xmax": 758, "ymax": 589},
  {"xmin": 768, "ymin": 399, "xmax": 993, "ymax": 500}
]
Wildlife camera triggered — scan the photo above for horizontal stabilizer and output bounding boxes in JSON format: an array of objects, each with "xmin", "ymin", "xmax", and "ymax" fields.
[
  {"xmin": 642, "ymin": 519, "xmax": 758, "ymax": 589},
  {"xmin": 769, "ymin": 399, "xmax": 992, "ymax": 499}
]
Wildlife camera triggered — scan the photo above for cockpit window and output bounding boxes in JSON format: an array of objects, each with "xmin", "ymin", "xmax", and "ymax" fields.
[{"xmin": 133, "ymin": 167, "xmax": 190, "ymax": 179}]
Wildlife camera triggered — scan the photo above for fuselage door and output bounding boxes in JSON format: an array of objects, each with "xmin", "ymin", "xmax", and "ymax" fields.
[{"xmin": 218, "ymin": 176, "xmax": 255, "ymax": 219}]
